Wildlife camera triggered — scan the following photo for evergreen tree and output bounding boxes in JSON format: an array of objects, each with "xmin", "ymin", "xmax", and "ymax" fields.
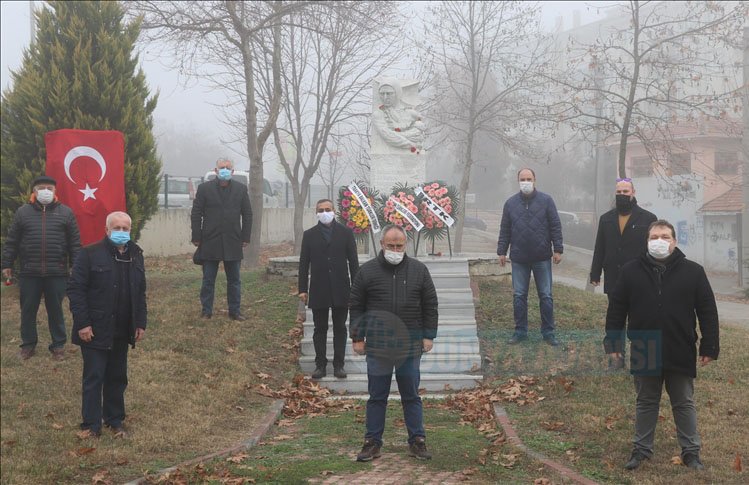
[{"xmin": 1, "ymin": 1, "xmax": 160, "ymax": 241}]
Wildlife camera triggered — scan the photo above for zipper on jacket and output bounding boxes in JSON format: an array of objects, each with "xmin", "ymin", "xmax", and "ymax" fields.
[
  {"xmin": 392, "ymin": 271, "xmax": 397, "ymax": 315},
  {"xmin": 41, "ymin": 205, "xmax": 47, "ymax": 275}
]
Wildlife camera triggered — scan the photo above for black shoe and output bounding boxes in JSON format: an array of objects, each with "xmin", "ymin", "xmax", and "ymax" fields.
[
  {"xmin": 311, "ymin": 366, "xmax": 326, "ymax": 379},
  {"xmin": 229, "ymin": 313, "xmax": 246, "ymax": 321},
  {"xmin": 356, "ymin": 439, "xmax": 382, "ymax": 462},
  {"xmin": 624, "ymin": 450, "xmax": 649, "ymax": 470},
  {"xmin": 683, "ymin": 453, "xmax": 704, "ymax": 470},
  {"xmin": 408, "ymin": 437, "xmax": 432, "ymax": 460},
  {"xmin": 333, "ymin": 367, "xmax": 347, "ymax": 379},
  {"xmin": 543, "ymin": 335, "xmax": 560, "ymax": 347},
  {"xmin": 507, "ymin": 334, "xmax": 527, "ymax": 345},
  {"xmin": 201, "ymin": 312, "xmax": 212, "ymax": 319}
]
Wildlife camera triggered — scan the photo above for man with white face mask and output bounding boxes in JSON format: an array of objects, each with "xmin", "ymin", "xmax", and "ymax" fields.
[
  {"xmin": 605, "ymin": 220, "xmax": 719, "ymax": 471},
  {"xmin": 349, "ymin": 225, "xmax": 438, "ymax": 462},
  {"xmin": 2, "ymin": 176, "xmax": 81, "ymax": 360},
  {"xmin": 298, "ymin": 199, "xmax": 359, "ymax": 379}
]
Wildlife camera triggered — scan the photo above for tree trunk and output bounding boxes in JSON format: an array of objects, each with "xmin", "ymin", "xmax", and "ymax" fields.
[
  {"xmin": 617, "ymin": 0, "xmax": 641, "ymax": 179},
  {"xmin": 293, "ymin": 182, "xmax": 308, "ymax": 255},
  {"xmin": 454, "ymin": 133, "xmax": 475, "ymax": 254}
]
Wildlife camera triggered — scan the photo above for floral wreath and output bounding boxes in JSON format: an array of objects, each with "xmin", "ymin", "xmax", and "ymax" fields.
[
  {"xmin": 417, "ymin": 181, "xmax": 459, "ymax": 243},
  {"xmin": 381, "ymin": 183, "xmax": 419, "ymax": 234},
  {"xmin": 337, "ymin": 182, "xmax": 379, "ymax": 243}
]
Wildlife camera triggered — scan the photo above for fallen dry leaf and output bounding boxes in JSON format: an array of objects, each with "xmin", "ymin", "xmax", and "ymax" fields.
[
  {"xmin": 115, "ymin": 458, "xmax": 129, "ymax": 466},
  {"xmin": 3, "ymin": 440, "xmax": 17, "ymax": 447},
  {"xmin": 226, "ymin": 453, "xmax": 249, "ymax": 464},
  {"xmin": 733, "ymin": 453, "xmax": 743, "ymax": 472},
  {"xmin": 52, "ymin": 423, "xmax": 64, "ymax": 430},
  {"xmin": 320, "ymin": 470, "xmax": 334, "ymax": 476},
  {"xmin": 534, "ymin": 479, "xmax": 552, "ymax": 485},
  {"xmin": 70, "ymin": 447, "xmax": 96, "ymax": 457},
  {"xmin": 541, "ymin": 421, "xmax": 564, "ymax": 431},
  {"xmin": 500, "ymin": 453, "xmax": 519, "ymax": 468},
  {"xmin": 670, "ymin": 455, "xmax": 683, "ymax": 465},
  {"xmin": 272, "ymin": 434, "xmax": 293, "ymax": 441},
  {"xmin": 225, "ymin": 347, "xmax": 236, "ymax": 354},
  {"xmin": 462, "ymin": 467, "xmax": 477, "ymax": 475},
  {"xmin": 256, "ymin": 373, "xmax": 270, "ymax": 380},
  {"xmin": 91, "ymin": 469, "xmax": 111, "ymax": 485}
]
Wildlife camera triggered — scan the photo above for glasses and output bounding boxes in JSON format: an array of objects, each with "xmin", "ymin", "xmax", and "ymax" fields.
[{"xmin": 616, "ymin": 177, "xmax": 632, "ymax": 182}]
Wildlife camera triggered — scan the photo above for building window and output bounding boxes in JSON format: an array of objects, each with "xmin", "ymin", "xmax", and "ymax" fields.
[
  {"xmin": 715, "ymin": 151, "xmax": 739, "ymax": 175},
  {"xmin": 669, "ymin": 153, "xmax": 691, "ymax": 176},
  {"xmin": 631, "ymin": 156, "xmax": 653, "ymax": 177}
]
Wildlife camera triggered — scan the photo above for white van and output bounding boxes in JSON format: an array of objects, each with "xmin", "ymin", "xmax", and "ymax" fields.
[
  {"xmin": 202, "ymin": 170, "xmax": 279, "ymax": 208},
  {"xmin": 158, "ymin": 176, "xmax": 199, "ymax": 208}
]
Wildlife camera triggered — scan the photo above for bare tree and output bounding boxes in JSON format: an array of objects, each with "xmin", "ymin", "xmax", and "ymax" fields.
[
  {"xmin": 422, "ymin": 1, "xmax": 554, "ymax": 252},
  {"xmin": 552, "ymin": 0, "xmax": 747, "ymax": 179}
]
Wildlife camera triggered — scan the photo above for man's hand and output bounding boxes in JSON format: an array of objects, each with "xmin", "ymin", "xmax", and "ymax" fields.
[
  {"xmin": 298, "ymin": 292, "xmax": 308, "ymax": 305},
  {"xmin": 352, "ymin": 341, "xmax": 366, "ymax": 355},
  {"xmin": 78, "ymin": 326, "xmax": 94, "ymax": 343},
  {"xmin": 422, "ymin": 339, "xmax": 433, "ymax": 353},
  {"xmin": 135, "ymin": 328, "xmax": 145, "ymax": 342},
  {"xmin": 242, "ymin": 242, "xmax": 249, "ymax": 248},
  {"xmin": 2, "ymin": 268, "xmax": 11, "ymax": 280},
  {"xmin": 192, "ymin": 241, "xmax": 200, "ymax": 247},
  {"xmin": 698, "ymin": 356, "xmax": 714, "ymax": 366},
  {"xmin": 499, "ymin": 255, "xmax": 507, "ymax": 267},
  {"xmin": 590, "ymin": 280, "xmax": 600, "ymax": 287},
  {"xmin": 608, "ymin": 352, "xmax": 623, "ymax": 359},
  {"xmin": 553, "ymin": 252, "xmax": 562, "ymax": 264}
]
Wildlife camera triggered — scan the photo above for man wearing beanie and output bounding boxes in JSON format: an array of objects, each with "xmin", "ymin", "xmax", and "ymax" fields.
[{"xmin": 2, "ymin": 175, "xmax": 81, "ymax": 360}]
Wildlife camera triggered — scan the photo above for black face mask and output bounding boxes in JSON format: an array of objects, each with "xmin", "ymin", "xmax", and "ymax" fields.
[{"xmin": 615, "ymin": 194, "xmax": 633, "ymax": 214}]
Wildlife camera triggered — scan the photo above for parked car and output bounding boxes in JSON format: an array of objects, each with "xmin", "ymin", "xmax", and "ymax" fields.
[
  {"xmin": 463, "ymin": 216, "xmax": 488, "ymax": 231},
  {"xmin": 557, "ymin": 210, "xmax": 580, "ymax": 226},
  {"xmin": 202, "ymin": 170, "xmax": 279, "ymax": 208},
  {"xmin": 158, "ymin": 176, "xmax": 198, "ymax": 208}
]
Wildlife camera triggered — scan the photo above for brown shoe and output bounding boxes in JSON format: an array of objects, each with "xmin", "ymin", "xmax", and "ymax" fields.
[
  {"xmin": 76, "ymin": 429, "xmax": 101, "ymax": 439},
  {"xmin": 408, "ymin": 437, "xmax": 432, "ymax": 460},
  {"xmin": 356, "ymin": 439, "xmax": 382, "ymax": 462},
  {"xmin": 106, "ymin": 424, "xmax": 128, "ymax": 439},
  {"xmin": 19, "ymin": 347, "xmax": 35, "ymax": 360},
  {"xmin": 51, "ymin": 348, "xmax": 66, "ymax": 361}
]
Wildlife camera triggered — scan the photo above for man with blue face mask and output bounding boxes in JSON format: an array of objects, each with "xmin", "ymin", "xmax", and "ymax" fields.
[
  {"xmin": 191, "ymin": 158, "xmax": 253, "ymax": 320},
  {"xmin": 298, "ymin": 199, "xmax": 359, "ymax": 379}
]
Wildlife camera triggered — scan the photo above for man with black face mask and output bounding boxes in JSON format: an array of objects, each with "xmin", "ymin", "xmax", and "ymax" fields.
[{"xmin": 590, "ymin": 178, "xmax": 656, "ymax": 368}]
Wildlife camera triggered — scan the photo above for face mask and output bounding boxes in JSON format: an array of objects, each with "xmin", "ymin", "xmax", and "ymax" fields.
[
  {"xmin": 317, "ymin": 211, "xmax": 335, "ymax": 225},
  {"xmin": 384, "ymin": 249, "xmax": 405, "ymax": 265},
  {"xmin": 217, "ymin": 168, "xmax": 233, "ymax": 181},
  {"xmin": 36, "ymin": 189, "xmax": 54, "ymax": 205},
  {"xmin": 615, "ymin": 194, "xmax": 633, "ymax": 214},
  {"xmin": 648, "ymin": 239, "xmax": 671, "ymax": 259},
  {"xmin": 109, "ymin": 230, "xmax": 131, "ymax": 246},
  {"xmin": 519, "ymin": 181, "xmax": 534, "ymax": 195}
]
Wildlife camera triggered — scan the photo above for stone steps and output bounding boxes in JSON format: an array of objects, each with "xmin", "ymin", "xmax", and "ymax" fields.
[
  {"xmin": 319, "ymin": 373, "xmax": 483, "ymax": 393},
  {"xmin": 301, "ymin": 335, "xmax": 480, "ymax": 355}
]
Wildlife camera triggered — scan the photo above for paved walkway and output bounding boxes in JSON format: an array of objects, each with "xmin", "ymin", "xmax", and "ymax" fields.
[{"xmin": 308, "ymin": 453, "xmax": 468, "ymax": 485}]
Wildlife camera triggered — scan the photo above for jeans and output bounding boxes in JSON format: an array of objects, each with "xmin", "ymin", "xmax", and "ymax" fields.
[
  {"xmin": 80, "ymin": 340, "xmax": 129, "ymax": 433},
  {"xmin": 200, "ymin": 260, "xmax": 242, "ymax": 315},
  {"xmin": 511, "ymin": 259, "xmax": 555, "ymax": 337},
  {"xmin": 633, "ymin": 372, "xmax": 701, "ymax": 458},
  {"xmin": 312, "ymin": 307, "xmax": 348, "ymax": 369},
  {"xmin": 19, "ymin": 276, "xmax": 68, "ymax": 351},
  {"xmin": 365, "ymin": 353, "xmax": 425, "ymax": 446}
]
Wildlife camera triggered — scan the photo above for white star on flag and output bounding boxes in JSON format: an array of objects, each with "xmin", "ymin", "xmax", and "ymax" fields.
[{"xmin": 79, "ymin": 183, "xmax": 98, "ymax": 201}]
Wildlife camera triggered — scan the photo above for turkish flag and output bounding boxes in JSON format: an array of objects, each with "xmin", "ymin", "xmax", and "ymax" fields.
[{"xmin": 45, "ymin": 129, "xmax": 126, "ymax": 246}]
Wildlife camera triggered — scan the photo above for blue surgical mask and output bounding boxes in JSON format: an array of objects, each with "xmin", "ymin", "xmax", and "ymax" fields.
[
  {"xmin": 217, "ymin": 168, "xmax": 233, "ymax": 181},
  {"xmin": 109, "ymin": 230, "xmax": 130, "ymax": 246}
]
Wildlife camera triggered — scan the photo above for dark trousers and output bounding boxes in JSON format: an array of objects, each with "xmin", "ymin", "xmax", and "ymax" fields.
[
  {"xmin": 80, "ymin": 340, "xmax": 129, "ymax": 432},
  {"xmin": 365, "ymin": 353, "xmax": 425, "ymax": 446},
  {"xmin": 19, "ymin": 276, "xmax": 68, "ymax": 351},
  {"xmin": 200, "ymin": 260, "xmax": 241, "ymax": 315},
  {"xmin": 312, "ymin": 307, "xmax": 348, "ymax": 369}
]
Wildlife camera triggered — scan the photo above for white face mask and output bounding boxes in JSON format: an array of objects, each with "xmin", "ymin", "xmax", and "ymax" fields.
[
  {"xmin": 519, "ymin": 181, "xmax": 534, "ymax": 195},
  {"xmin": 316, "ymin": 211, "xmax": 335, "ymax": 225},
  {"xmin": 384, "ymin": 249, "xmax": 405, "ymax": 265},
  {"xmin": 648, "ymin": 239, "xmax": 672, "ymax": 259},
  {"xmin": 36, "ymin": 188, "xmax": 54, "ymax": 205}
]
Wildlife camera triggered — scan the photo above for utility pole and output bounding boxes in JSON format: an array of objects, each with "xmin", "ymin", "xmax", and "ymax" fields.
[{"xmin": 741, "ymin": 27, "xmax": 749, "ymax": 288}]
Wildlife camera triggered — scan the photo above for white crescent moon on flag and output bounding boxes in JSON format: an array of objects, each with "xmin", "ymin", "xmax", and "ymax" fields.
[{"xmin": 63, "ymin": 146, "xmax": 107, "ymax": 183}]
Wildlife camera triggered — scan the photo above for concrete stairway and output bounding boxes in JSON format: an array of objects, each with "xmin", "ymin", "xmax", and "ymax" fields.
[{"xmin": 299, "ymin": 257, "xmax": 483, "ymax": 393}]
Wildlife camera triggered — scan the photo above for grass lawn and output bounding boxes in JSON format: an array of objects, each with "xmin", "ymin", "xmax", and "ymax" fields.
[
  {"xmin": 477, "ymin": 276, "xmax": 749, "ymax": 485},
  {"xmin": 1, "ymin": 255, "xmax": 300, "ymax": 484}
]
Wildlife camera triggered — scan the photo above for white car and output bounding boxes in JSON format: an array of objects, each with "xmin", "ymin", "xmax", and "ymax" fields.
[
  {"xmin": 202, "ymin": 170, "xmax": 279, "ymax": 208},
  {"xmin": 158, "ymin": 176, "xmax": 198, "ymax": 208}
]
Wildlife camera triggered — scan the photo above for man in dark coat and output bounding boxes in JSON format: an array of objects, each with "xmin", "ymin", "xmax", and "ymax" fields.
[
  {"xmin": 590, "ymin": 178, "xmax": 657, "ymax": 368},
  {"xmin": 2, "ymin": 175, "xmax": 81, "ymax": 360},
  {"xmin": 68, "ymin": 211, "xmax": 147, "ymax": 438},
  {"xmin": 497, "ymin": 168, "xmax": 563, "ymax": 346},
  {"xmin": 298, "ymin": 199, "xmax": 359, "ymax": 379},
  {"xmin": 349, "ymin": 225, "xmax": 438, "ymax": 462},
  {"xmin": 191, "ymin": 158, "xmax": 252, "ymax": 320},
  {"xmin": 604, "ymin": 220, "xmax": 719, "ymax": 471}
]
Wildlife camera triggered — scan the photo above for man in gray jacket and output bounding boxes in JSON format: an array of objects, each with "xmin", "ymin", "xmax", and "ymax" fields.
[{"xmin": 2, "ymin": 175, "xmax": 81, "ymax": 360}]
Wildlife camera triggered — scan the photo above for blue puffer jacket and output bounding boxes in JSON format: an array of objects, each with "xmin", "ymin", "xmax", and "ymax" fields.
[{"xmin": 496, "ymin": 190, "xmax": 563, "ymax": 264}]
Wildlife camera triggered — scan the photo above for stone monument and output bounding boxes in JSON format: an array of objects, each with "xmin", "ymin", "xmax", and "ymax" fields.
[{"xmin": 370, "ymin": 77, "xmax": 426, "ymax": 194}]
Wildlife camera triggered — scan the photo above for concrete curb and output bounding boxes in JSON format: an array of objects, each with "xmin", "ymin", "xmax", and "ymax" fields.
[
  {"xmin": 124, "ymin": 399, "xmax": 285, "ymax": 485},
  {"xmin": 493, "ymin": 404, "xmax": 599, "ymax": 485}
]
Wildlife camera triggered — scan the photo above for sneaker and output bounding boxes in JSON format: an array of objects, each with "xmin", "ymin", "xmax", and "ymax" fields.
[
  {"xmin": 543, "ymin": 335, "xmax": 560, "ymax": 347},
  {"xmin": 333, "ymin": 367, "xmax": 347, "ymax": 379},
  {"xmin": 311, "ymin": 366, "xmax": 326, "ymax": 379},
  {"xmin": 409, "ymin": 437, "xmax": 432, "ymax": 460},
  {"xmin": 624, "ymin": 450, "xmax": 649, "ymax": 470},
  {"xmin": 507, "ymin": 334, "xmax": 527, "ymax": 345},
  {"xmin": 51, "ymin": 348, "xmax": 66, "ymax": 361},
  {"xmin": 19, "ymin": 347, "xmax": 35, "ymax": 360},
  {"xmin": 683, "ymin": 453, "xmax": 704, "ymax": 471},
  {"xmin": 229, "ymin": 313, "xmax": 246, "ymax": 321},
  {"xmin": 356, "ymin": 439, "xmax": 382, "ymax": 462}
]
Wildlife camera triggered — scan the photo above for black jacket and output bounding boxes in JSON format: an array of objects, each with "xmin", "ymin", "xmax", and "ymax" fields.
[
  {"xmin": 298, "ymin": 221, "xmax": 359, "ymax": 309},
  {"xmin": 191, "ymin": 179, "xmax": 252, "ymax": 261},
  {"xmin": 349, "ymin": 252, "xmax": 438, "ymax": 361},
  {"xmin": 590, "ymin": 203, "xmax": 657, "ymax": 293},
  {"xmin": 604, "ymin": 248, "xmax": 719, "ymax": 377},
  {"xmin": 2, "ymin": 200, "xmax": 81, "ymax": 277},
  {"xmin": 68, "ymin": 238, "xmax": 147, "ymax": 349}
]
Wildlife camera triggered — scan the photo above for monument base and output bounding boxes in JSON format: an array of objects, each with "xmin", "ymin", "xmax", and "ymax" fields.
[{"xmin": 370, "ymin": 152, "xmax": 427, "ymax": 196}]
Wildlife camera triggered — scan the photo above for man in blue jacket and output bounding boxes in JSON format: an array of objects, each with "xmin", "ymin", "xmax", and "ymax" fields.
[{"xmin": 497, "ymin": 168, "xmax": 563, "ymax": 346}]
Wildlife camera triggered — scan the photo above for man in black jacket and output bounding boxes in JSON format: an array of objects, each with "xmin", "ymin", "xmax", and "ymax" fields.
[
  {"xmin": 68, "ymin": 211, "xmax": 147, "ymax": 438},
  {"xmin": 298, "ymin": 199, "xmax": 359, "ymax": 379},
  {"xmin": 191, "ymin": 158, "xmax": 252, "ymax": 320},
  {"xmin": 605, "ymin": 220, "xmax": 719, "ymax": 471},
  {"xmin": 2, "ymin": 175, "xmax": 81, "ymax": 360},
  {"xmin": 590, "ymin": 178, "xmax": 656, "ymax": 368},
  {"xmin": 349, "ymin": 225, "xmax": 438, "ymax": 462}
]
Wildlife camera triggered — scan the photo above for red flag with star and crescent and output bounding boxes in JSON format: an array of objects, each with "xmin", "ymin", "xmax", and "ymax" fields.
[{"xmin": 45, "ymin": 129, "xmax": 126, "ymax": 245}]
